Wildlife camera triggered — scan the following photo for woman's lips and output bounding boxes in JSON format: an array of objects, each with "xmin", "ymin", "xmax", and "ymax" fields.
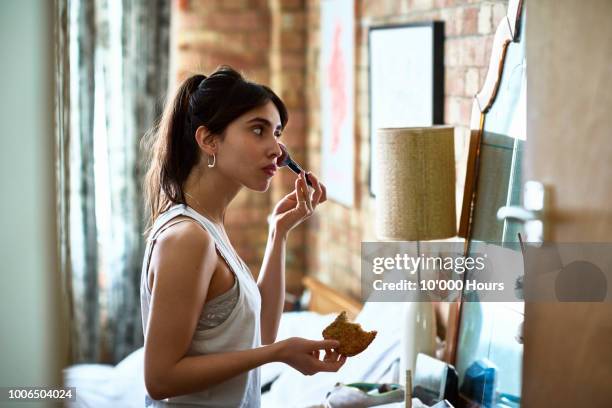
[{"xmin": 262, "ymin": 165, "xmax": 277, "ymax": 177}]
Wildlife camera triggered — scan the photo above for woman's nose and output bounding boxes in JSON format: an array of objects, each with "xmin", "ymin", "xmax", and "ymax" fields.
[{"xmin": 271, "ymin": 140, "xmax": 282, "ymax": 159}]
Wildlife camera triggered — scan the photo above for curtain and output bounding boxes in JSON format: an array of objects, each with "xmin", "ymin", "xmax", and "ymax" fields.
[{"xmin": 59, "ymin": 0, "xmax": 169, "ymax": 364}]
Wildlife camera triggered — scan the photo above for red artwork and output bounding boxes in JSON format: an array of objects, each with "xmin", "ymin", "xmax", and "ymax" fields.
[{"xmin": 327, "ymin": 22, "xmax": 347, "ymax": 155}]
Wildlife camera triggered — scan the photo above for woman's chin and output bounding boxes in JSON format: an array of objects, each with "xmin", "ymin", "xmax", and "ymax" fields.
[{"xmin": 246, "ymin": 178, "xmax": 272, "ymax": 193}]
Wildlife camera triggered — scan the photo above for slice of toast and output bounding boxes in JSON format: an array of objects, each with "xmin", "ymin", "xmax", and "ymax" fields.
[{"xmin": 322, "ymin": 311, "xmax": 377, "ymax": 357}]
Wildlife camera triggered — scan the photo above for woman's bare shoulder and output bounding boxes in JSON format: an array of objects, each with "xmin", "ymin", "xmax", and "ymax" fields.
[
  {"xmin": 152, "ymin": 216, "xmax": 218, "ymax": 276},
  {"xmin": 156, "ymin": 216, "xmax": 208, "ymax": 242}
]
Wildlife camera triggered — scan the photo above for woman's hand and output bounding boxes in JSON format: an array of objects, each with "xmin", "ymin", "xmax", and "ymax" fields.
[
  {"xmin": 270, "ymin": 171, "xmax": 327, "ymax": 237},
  {"xmin": 274, "ymin": 337, "xmax": 347, "ymax": 376}
]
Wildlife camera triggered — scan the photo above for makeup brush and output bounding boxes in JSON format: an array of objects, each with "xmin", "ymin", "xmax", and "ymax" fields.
[{"xmin": 276, "ymin": 143, "xmax": 313, "ymax": 187}]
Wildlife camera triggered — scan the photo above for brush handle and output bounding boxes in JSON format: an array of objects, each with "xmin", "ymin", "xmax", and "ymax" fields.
[{"xmin": 287, "ymin": 161, "xmax": 313, "ymax": 187}]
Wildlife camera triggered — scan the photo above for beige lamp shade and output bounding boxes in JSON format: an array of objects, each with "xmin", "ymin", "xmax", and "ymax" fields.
[{"xmin": 375, "ymin": 126, "xmax": 457, "ymax": 240}]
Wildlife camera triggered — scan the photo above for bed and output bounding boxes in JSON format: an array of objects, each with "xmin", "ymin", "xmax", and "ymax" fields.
[{"xmin": 64, "ymin": 277, "xmax": 409, "ymax": 408}]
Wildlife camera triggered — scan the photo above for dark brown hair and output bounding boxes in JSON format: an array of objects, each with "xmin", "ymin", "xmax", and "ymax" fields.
[{"xmin": 141, "ymin": 65, "xmax": 288, "ymax": 235}]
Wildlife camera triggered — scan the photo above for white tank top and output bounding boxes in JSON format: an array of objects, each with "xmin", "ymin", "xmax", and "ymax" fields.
[{"xmin": 140, "ymin": 204, "xmax": 262, "ymax": 407}]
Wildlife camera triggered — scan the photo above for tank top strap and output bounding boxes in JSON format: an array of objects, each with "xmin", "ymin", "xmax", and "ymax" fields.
[
  {"xmin": 180, "ymin": 206, "xmax": 250, "ymax": 280},
  {"xmin": 147, "ymin": 204, "xmax": 190, "ymax": 242}
]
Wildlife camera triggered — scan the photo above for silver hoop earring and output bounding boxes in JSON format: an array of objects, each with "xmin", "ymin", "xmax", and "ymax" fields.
[{"xmin": 207, "ymin": 154, "xmax": 216, "ymax": 168}]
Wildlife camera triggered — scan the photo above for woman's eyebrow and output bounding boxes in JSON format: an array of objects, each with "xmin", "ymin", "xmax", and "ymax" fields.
[{"xmin": 246, "ymin": 117, "xmax": 281, "ymax": 129}]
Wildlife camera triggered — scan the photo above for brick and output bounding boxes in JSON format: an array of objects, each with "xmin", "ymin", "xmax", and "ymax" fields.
[
  {"xmin": 190, "ymin": 10, "xmax": 268, "ymax": 32},
  {"xmin": 249, "ymin": 0, "xmax": 269, "ymax": 9},
  {"xmin": 178, "ymin": 30, "xmax": 247, "ymax": 54},
  {"xmin": 220, "ymin": 0, "xmax": 250, "ymax": 10},
  {"xmin": 362, "ymin": 0, "xmax": 391, "ymax": 18},
  {"xmin": 411, "ymin": 0, "xmax": 435, "ymax": 11},
  {"xmin": 286, "ymin": 110, "xmax": 306, "ymax": 131},
  {"xmin": 203, "ymin": 48, "xmax": 268, "ymax": 68},
  {"xmin": 179, "ymin": 12, "xmax": 207, "ymax": 30},
  {"xmin": 280, "ymin": 30, "xmax": 305, "ymax": 50},
  {"xmin": 281, "ymin": 12, "xmax": 306, "ymax": 31},
  {"xmin": 177, "ymin": 50, "xmax": 209, "ymax": 73},
  {"xmin": 445, "ymin": 66, "xmax": 466, "ymax": 96},
  {"xmin": 459, "ymin": 37, "xmax": 488, "ymax": 67},
  {"xmin": 434, "ymin": 0, "xmax": 455, "ymax": 8},
  {"xmin": 446, "ymin": 96, "xmax": 470, "ymax": 125},
  {"xmin": 227, "ymin": 208, "xmax": 268, "ymax": 225},
  {"xmin": 188, "ymin": 0, "xmax": 220, "ymax": 12},
  {"xmin": 279, "ymin": 71, "xmax": 305, "ymax": 91},
  {"xmin": 444, "ymin": 38, "xmax": 460, "ymax": 66},
  {"xmin": 482, "ymin": 35, "xmax": 495, "ymax": 67},
  {"xmin": 242, "ymin": 31, "xmax": 270, "ymax": 50},
  {"xmin": 464, "ymin": 67, "xmax": 480, "ymax": 96},
  {"xmin": 243, "ymin": 67, "xmax": 269, "ymax": 84},
  {"xmin": 478, "ymin": 3, "xmax": 494, "ymax": 35},
  {"xmin": 278, "ymin": 83, "xmax": 303, "ymax": 105},
  {"xmin": 492, "ymin": 2, "xmax": 509, "ymax": 28},
  {"xmin": 461, "ymin": 6, "xmax": 479, "ymax": 35},
  {"xmin": 283, "ymin": 131, "xmax": 306, "ymax": 150},
  {"xmin": 440, "ymin": 8, "xmax": 457, "ymax": 37},
  {"xmin": 390, "ymin": 0, "xmax": 411, "ymax": 15},
  {"xmin": 306, "ymin": 1, "xmax": 320, "ymax": 26},
  {"xmin": 479, "ymin": 66, "xmax": 489, "ymax": 84},
  {"xmin": 280, "ymin": 53, "xmax": 306, "ymax": 70}
]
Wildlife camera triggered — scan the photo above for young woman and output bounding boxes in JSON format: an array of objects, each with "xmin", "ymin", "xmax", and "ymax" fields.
[{"xmin": 140, "ymin": 66, "xmax": 346, "ymax": 407}]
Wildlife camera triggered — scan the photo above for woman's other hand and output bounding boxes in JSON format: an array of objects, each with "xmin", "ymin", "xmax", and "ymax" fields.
[
  {"xmin": 274, "ymin": 337, "xmax": 347, "ymax": 376},
  {"xmin": 270, "ymin": 171, "xmax": 327, "ymax": 237}
]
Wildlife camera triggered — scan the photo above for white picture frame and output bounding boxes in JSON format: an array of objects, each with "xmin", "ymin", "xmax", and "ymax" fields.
[{"xmin": 320, "ymin": 0, "xmax": 355, "ymax": 207}]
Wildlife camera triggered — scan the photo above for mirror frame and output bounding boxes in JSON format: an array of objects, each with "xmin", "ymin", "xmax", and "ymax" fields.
[{"xmin": 443, "ymin": 0, "xmax": 525, "ymax": 365}]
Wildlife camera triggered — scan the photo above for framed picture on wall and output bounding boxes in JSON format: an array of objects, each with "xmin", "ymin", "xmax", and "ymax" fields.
[
  {"xmin": 369, "ymin": 22, "xmax": 444, "ymax": 196},
  {"xmin": 320, "ymin": 0, "xmax": 355, "ymax": 207}
]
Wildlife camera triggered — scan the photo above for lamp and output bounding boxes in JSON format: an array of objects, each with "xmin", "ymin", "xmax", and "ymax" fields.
[
  {"xmin": 374, "ymin": 125, "xmax": 457, "ymax": 391},
  {"xmin": 375, "ymin": 126, "xmax": 456, "ymax": 240}
]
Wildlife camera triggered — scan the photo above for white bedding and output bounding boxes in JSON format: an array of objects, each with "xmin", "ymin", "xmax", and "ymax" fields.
[
  {"xmin": 64, "ymin": 301, "xmax": 405, "ymax": 408},
  {"xmin": 262, "ymin": 302, "xmax": 404, "ymax": 408}
]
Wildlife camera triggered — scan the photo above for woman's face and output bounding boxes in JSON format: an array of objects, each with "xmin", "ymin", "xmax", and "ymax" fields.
[{"xmin": 215, "ymin": 101, "xmax": 283, "ymax": 192}]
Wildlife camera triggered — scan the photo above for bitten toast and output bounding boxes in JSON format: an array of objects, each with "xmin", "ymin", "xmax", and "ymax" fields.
[{"xmin": 322, "ymin": 311, "xmax": 377, "ymax": 356}]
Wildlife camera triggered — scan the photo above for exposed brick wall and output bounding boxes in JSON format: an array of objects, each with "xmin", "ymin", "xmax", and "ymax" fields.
[
  {"xmin": 171, "ymin": 0, "xmax": 509, "ymax": 301},
  {"xmin": 305, "ymin": 0, "xmax": 509, "ymax": 299}
]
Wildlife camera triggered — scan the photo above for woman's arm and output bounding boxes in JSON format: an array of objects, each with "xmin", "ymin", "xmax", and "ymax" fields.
[
  {"xmin": 257, "ymin": 225, "xmax": 287, "ymax": 345},
  {"xmin": 148, "ymin": 336, "xmax": 343, "ymax": 400},
  {"xmin": 257, "ymin": 172, "xmax": 326, "ymax": 344}
]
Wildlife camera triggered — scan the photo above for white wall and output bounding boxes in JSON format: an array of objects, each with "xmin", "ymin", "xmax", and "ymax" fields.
[{"xmin": 0, "ymin": 0, "xmax": 68, "ymax": 403}]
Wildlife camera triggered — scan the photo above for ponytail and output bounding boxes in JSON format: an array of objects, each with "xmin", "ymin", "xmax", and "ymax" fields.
[{"xmin": 142, "ymin": 74, "xmax": 204, "ymax": 235}]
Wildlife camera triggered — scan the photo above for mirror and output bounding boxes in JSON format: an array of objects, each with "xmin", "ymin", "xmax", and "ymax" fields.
[{"xmin": 454, "ymin": 1, "xmax": 526, "ymax": 407}]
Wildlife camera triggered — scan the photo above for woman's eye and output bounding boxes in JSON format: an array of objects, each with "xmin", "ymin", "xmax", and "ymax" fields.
[
  {"xmin": 253, "ymin": 127, "xmax": 263, "ymax": 136},
  {"xmin": 274, "ymin": 130, "xmax": 282, "ymax": 138}
]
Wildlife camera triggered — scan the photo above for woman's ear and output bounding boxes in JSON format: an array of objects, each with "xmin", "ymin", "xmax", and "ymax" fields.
[{"xmin": 194, "ymin": 125, "xmax": 217, "ymax": 156}]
